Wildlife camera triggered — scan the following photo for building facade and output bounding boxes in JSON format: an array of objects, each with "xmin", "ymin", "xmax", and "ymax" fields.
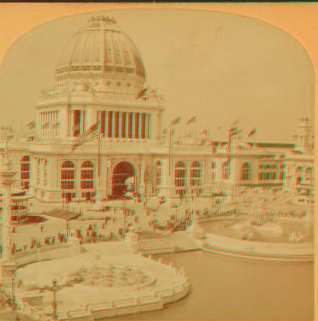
[{"xmin": 0, "ymin": 16, "xmax": 315, "ymax": 205}]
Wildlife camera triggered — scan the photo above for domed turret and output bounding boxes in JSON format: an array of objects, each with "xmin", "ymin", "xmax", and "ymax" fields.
[{"xmin": 56, "ymin": 16, "xmax": 146, "ymax": 81}]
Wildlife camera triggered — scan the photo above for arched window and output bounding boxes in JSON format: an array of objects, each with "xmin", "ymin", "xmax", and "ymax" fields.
[
  {"xmin": 306, "ymin": 167, "xmax": 313, "ymax": 182},
  {"xmin": 222, "ymin": 161, "xmax": 230, "ymax": 180},
  {"xmin": 21, "ymin": 156, "xmax": 31, "ymax": 189},
  {"xmin": 61, "ymin": 161, "xmax": 75, "ymax": 189},
  {"xmin": 175, "ymin": 162, "xmax": 187, "ymax": 196},
  {"xmin": 190, "ymin": 161, "xmax": 202, "ymax": 187},
  {"xmin": 81, "ymin": 161, "xmax": 94, "ymax": 189},
  {"xmin": 296, "ymin": 167, "xmax": 304, "ymax": 184},
  {"xmin": 211, "ymin": 162, "xmax": 216, "ymax": 182},
  {"xmin": 43, "ymin": 159, "xmax": 48, "ymax": 187},
  {"xmin": 241, "ymin": 162, "xmax": 251, "ymax": 181},
  {"xmin": 155, "ymin": 160, "xmax": 163, "ymax": 186}
]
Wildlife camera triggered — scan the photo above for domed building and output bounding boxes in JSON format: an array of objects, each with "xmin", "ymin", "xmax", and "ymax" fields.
[
  {"xmin": 26, "ymin": 16, "xmax": 166, "ymax": 203},
  {"xmin": 0, "ymin": 16, "xmax": 315, "ymax": 209}
]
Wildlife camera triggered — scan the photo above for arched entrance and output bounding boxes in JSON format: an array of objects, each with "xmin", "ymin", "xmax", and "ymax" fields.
[{"xmin": 112, "ymin": 162, "xmax": 135, "ymax": 198}]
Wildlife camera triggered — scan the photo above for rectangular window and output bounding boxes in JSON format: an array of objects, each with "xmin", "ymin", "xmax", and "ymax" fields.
[
  {"xmin": 81, "ymin": 170, "xmax": 93, "ymax": 179},
  {"xmin": 129, "ymin": 113, "xmax": 133, "ymax": 138},
  {"xmin": 141, "ymin": 113, "xmax": 145, "ymax": 139},
  {"xmin": 81, "ymin": 181, "xmax": 94, "ymax": 189},
  {"xmin": 114, "ymin": 112, "xmax": 118, "ymax": 138},
  {"xmin": 122, "ymin": 112, "xmax": 126, "ymax": 138},
  {"xmin": 135, "ymin": 113, "xmax": 139, "ymax": 138},
  {"xmin": 62, "ymin": 181, "xmax": 74, "ymax": 189},
  {"xmin": 108, "ymin": 111, "xmax": 113, "ymax": 138},
  {"xmin": 101, "ymin": 111, "xmax": 105, "ymax": 136},
  {"xmin": 74, "ymin": 110, "xmax": 81, "ymax": 137}
]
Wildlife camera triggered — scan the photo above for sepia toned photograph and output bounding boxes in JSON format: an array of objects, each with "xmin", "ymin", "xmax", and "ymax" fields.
[{"xmin": 0, "ymin": 3, "xmax": 315, "ymax": 321}]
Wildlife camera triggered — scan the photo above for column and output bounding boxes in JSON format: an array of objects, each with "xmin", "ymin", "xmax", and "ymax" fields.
[
  {"xmin": 149, "ymin": 113, "xmax": 152, "ymax": 139},
  {"xmin": 125, "ymin": 112, "xmax": 128, "ymax": 138},
  {"xmin": 53, "ymin": 111, "xmax": 56, "ymax": 135},
  {"xmin": 46, "ymin": 112, "xmax": 48, "ymax": 136},
  {"xmin": 47, "ymin": 112, "xmax": 50, "ymax": 136},
  {"xmin": 138, "ymin": 113, "xmax": 142, "ymax": 139},
  {"xmin": 50, "ymin": 111, "xmax": 52, "ymax": 136},
  {"xmin": 56, "ymin": 111, "xmax": 58, "ymax": 135},
  {"xmin": 108, "ymin": 159, "xmax": 112, "ymax": 196},
  {"xmin": 43, "ymin": 112, "xmax": 45, "ymax": 136},
  {"xmin": 118, "ymin": 112, "xmax": 122, "ymax": 139},
  {"xmin": 111, "ymin": 111, "xmax": 115, "ymax": 138},
  {"xmin": 51, "ymin": 111, "xmax": 53, "ymax": 136},
  {"xmin": 131, "ymin": 113, "xmax": 135, "ymax": 139},
  {"xmin": 40, "ymin": 112, "xmax": 42, "ymax": 136},
  {"xmin": 144, "ymin": 113, "xmax": 148, "ymax": 140},
  {"xmin": 158, "ymin": 111, "xmax": 162, "ymax": 140}
]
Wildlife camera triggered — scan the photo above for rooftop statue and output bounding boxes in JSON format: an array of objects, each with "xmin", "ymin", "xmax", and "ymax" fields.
[{"xmin": 1, "ymin": 139, "xmax": 11, "ymax": 165}]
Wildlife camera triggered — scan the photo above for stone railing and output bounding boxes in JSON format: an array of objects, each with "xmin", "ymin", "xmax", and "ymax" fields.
[
  {"xmin": 125, "ymin": 231, "xmax": 176, "ymax": 255},
  {"xmin": 13, "ymin": 242, "xmax": 81, "ymax": 267},
  {"xmin": 0, "ymin": 285, "xmax": 53, "ymax": 321},
  {"xmin": 18, "ymin": 301, "xmax": 55, "ymax": 321},
  {"xmin": 204, "ymin": 233, "xmax": 314, "ymax": 261},
  {"xmin": 56, "ymin": 255, "xmax": 189, "ymax": 321},
  {"xmin": 0, "ymin": 250, "xmax": 189, "ymax": 321}
]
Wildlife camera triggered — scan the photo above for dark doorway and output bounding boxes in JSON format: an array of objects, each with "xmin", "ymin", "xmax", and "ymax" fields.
[{"xmin": 112, "ymin": 162, "xmax": 135, "ymax": 198}]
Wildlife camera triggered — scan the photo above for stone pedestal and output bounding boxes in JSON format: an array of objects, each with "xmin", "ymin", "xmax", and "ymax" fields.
[
  {"xmin": 125, "ymin": 232, "xmax": 139, "ymax": 253},
  {"xmin": 68, "ymin": 230, "xmax": 83, "ymax": 254},
  {"xmin": 0, "ymin": 260, "xmax": 17, "ymax": 287},
  {"xmin": 188, "ymin": 214, "xmax": 206, "ymax": 240}
]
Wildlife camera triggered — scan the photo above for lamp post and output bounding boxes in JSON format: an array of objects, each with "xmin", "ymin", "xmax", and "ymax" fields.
[
  {"xmin": 52, "ymin": 278, "xmax": 58, "ymax": 320},
  {"xmin": 11, "ymin": 269, "xmax": 17, "ymax": 310}
]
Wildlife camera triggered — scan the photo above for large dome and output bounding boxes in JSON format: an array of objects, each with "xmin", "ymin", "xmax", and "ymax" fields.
[{"xmin": 56, "ymin": 16, "xmax": 146, "ymax": 80}]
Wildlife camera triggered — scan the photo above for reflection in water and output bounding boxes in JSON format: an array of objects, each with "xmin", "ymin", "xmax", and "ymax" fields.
[{"xmin": 106, "ymin": 251, "xmax": 313, "ymax": 320}]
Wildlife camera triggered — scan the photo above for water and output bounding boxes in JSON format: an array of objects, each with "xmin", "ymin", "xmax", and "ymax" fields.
[{"xmin": 106, "ymin": 251, "xmax": 314, "ymax": 320}]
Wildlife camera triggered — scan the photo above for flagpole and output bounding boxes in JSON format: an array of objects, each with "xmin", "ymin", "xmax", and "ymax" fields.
[
  {"xmin": 97, "ymin": 111, "xmax": 102, "ymax": 205},
  {"xmin": 169, "ymin": 125, "xmax": 172, "ymax": 177}
]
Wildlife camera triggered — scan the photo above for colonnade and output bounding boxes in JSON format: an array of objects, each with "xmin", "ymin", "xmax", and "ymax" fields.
[
  {"xmin": 101, "ymin": 111, "xmax": 151, "ymax": 139},
  {"xmin": 71, "ymin": 110, "xmax": 152, "ymax": 139},
  {"xmin": 40, "ymin": 111, "xmax": 59, "ymax": 136}
]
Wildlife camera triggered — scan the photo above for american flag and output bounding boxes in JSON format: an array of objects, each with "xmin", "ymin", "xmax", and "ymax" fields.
[
  {"xmin": 27, "ymin": 121, "xmax": 36, "ymax": 129},
  {"xmin": 171, "ymin": 117, "xmax": 182, "ymax": 126},
  {"xmin": 72, "ymin": 122, "xmax": 99, "ymax": 152},
  {"xmin": 186, "ymin": 116, "xmax": 196, "ymax": 125},
  {"xmin": 201, "ymin": 129, "xmax": 209, "ymax": 136},
  {"xmin": 248, "ymin": 127, "xmax": 257, "ymax": 137}
]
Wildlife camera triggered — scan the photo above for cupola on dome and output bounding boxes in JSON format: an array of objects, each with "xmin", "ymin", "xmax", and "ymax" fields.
[{"xmin": 56, "ymin": 16, "xmax": 146, "ymax": 80}]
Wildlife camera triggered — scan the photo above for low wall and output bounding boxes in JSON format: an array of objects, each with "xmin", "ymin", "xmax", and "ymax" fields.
[
  {"xmin": 0, "ymin": 244, "xmax": 189, "ymax": 321},
  {"xmin": 13, "ymin": 242, "xmax": 81, "ymax": 267},
  {"xmin": 126, "ymin": 232, "xmax": 176, "ymax": 255},
  {"xmin": 203, "ymin": 233, "xmax": 314, "ymax": 261}
]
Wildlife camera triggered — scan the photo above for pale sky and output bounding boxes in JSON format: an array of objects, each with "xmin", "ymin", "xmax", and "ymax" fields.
[{"xmin": 0, "ymin": 9, "xmax": 314, "ymax": 142}]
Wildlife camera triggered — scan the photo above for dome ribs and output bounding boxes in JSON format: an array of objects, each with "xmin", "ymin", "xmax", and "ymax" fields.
[
  {"xmin": 54, "ymin": 17, "xmax": 146, "ymax": 83},
  {"xmin": 92, "ymin": 30, "xmax": 101, "ymax": 65},
  {"xmin": 71, "ymin": 32, "xmax": 86, "ymax": 65},
  {"xmin": 105, "ymin": 31, "xmax": 115, "ymax": 68}
]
